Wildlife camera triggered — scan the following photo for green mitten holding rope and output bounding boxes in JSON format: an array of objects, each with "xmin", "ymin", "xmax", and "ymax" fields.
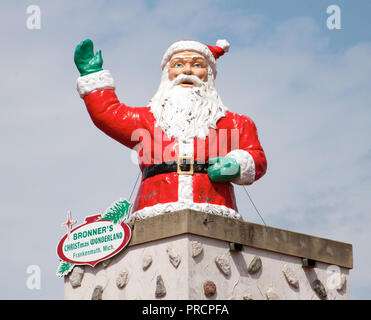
[{"xmin": 207, "ymin": 157, "xmax": 240, "ymax": 183}]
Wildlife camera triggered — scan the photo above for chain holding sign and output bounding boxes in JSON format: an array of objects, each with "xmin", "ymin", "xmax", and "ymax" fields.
[{"xmin": 56, "ymin": 198, "xmax": 132, "ymax": 277}]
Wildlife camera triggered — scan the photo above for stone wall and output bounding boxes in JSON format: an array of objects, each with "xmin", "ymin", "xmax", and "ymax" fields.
[{"xmin": 64, "ymin": 210, "xmax": 352, "ymax": 300}]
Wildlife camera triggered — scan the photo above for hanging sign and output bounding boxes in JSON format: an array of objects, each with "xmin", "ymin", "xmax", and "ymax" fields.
[{"xmin": 56, "ymin": 199, "xmax": 132, "ymax": 277}]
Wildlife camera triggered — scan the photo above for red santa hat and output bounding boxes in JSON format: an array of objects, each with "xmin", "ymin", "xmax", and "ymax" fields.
[{"xmin": 161, "ymin": 39, "xmax": 230, "ymax": 78}]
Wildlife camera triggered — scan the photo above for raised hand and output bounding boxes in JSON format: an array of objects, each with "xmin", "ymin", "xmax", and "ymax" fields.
[
  {"xmin": 74, "ymin": 39, "xmax": 103, "ymax": 76},
  {"xmin": 207, "ymin": 157, "xmax": 240, "ymax": 183}
]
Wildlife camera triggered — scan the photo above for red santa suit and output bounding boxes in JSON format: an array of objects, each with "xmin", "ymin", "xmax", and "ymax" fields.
[{"xmin": 76, "ymin": 41, "xmax": 267, "ymax": 220}]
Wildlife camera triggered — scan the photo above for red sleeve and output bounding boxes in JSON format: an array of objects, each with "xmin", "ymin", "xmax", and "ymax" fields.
[
  {"xmin": 237, "ymin": 115, "xmax": 267, "ymax": 181},
  {"xmin": 83, "ymin": 89, "xmax": 151, "ymax": 149}
]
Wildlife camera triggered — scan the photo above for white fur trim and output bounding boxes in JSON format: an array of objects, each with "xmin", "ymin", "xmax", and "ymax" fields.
[
  {"xmin": 178, "ymin": 139, "xmax": 194, "ymax": 202},
  {"xmin": 161, "ymin": 40, "xmax": 217, "ymax": 75},
  {"xmin": 178, "ymin": 175, "xmax": 193, "ymax": 202},
  {"xmin": 76, "ymin": 70, "xmax": 115, "ymax": 98},
  {"xmin": 131, "ymin": 201, "xmax": 241, "ymax": 221},
  {"xmin": 216, "ymin": 39, "xmax": 230, "ymax": 53},
  {"xmin": 226, "ymin": 149, "xmax": 256, "ymax": 185}
]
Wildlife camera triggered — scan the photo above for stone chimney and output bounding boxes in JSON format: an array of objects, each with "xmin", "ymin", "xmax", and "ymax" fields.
[{"xmin": 64, "ymin": 209, "xmax": 353, "ymax": 300}]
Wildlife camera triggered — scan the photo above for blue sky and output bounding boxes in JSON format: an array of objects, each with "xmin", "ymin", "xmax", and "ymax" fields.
[{"xmin": 0, "ymin": 0, "xmax": 370, "ymax": 299}]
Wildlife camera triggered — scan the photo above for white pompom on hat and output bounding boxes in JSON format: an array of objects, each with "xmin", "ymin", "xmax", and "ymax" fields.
[{"xmin": 161, "ymin": 39, "xmax": 230, "ymax": 78}]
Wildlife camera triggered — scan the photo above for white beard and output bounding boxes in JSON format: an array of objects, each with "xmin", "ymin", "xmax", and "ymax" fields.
[{"xmin": 149, "ymin": 65, "xmax": 227, "ymax": 142}]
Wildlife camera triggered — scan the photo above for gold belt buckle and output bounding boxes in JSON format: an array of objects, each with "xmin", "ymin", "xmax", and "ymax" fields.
[{"xmin": 177, "ymin": 156, "xmax": 194, "ymax": 175}]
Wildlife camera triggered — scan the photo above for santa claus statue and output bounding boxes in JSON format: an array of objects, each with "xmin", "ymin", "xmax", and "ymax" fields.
[{"xmin": 74, "ymin": 39, "xmax": 267, "ymax": 220}]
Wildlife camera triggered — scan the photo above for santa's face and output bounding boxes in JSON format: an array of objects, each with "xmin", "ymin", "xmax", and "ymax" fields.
[
  {"xmin": 168, "ymin": 51, "xmax": 208, "ymax": 87},
  {"xmin": 149, "ymin": 50, "xmax": 227, "ymax": 141}
]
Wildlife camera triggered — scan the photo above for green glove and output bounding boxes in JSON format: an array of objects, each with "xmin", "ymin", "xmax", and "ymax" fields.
[
  {"xmin": 207, "ymin": 157, "xmax": 240, "ymax": 183},
  {"xmin": 74, "ymin": 39, "xmax": 103, "ymax": 76}
]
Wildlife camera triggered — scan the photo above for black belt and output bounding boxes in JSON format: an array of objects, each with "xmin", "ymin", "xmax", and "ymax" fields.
[{"xmin": 142, "ymin": 159, "xmax": 210, "ymax": 180}]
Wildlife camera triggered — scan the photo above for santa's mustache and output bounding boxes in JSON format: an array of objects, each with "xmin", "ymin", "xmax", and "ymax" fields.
[{"xmin": 172, "ymin": 74, "xmax": 203, "ymax": 87}]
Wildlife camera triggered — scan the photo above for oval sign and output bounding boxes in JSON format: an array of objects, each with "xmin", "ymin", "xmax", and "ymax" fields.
[{"xmin": 57, "ymin": 215, "xmax": 131, "ymax": 267}]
